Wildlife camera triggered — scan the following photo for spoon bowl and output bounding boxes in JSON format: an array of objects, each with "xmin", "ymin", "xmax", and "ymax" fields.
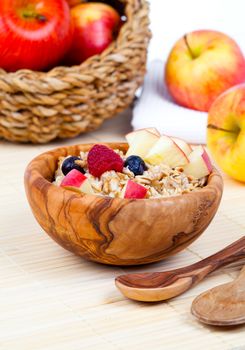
[{"xmin": 191, "ymin": 266, "xmax": 245, "ymax": 326}]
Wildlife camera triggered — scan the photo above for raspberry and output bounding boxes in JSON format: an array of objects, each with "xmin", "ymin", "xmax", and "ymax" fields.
[{"xmin": 87, "ymin": 144, "xmax": 124, "ymax": 177}]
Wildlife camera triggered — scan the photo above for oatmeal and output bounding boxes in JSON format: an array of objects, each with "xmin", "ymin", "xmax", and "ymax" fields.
[
  {"xmin": 54, "ymin": 148, "xmax": 207, "ymax": 199},
  {"xmin": 54, "ymin": 129, "xmax": 212, "ymax": 199}
]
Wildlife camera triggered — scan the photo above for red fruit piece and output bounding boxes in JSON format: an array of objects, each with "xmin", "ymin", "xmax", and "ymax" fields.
[
  {"xmin": 122, "ymin": 180, "xmax": 147, "ymax": 199},
  {"xmin": 88, "ymin": 144, "xmax": 124, "ymax": 177},
  {"xmin": 60, "ymin": 169, "xmax": 87, "ymax": 188}
]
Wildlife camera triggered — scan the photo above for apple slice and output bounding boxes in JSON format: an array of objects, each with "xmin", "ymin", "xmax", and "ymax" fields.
[
  {"xmin": 60, "ymin": 169, "xmax": 94, "ymax": 194},
  {"xmin": 121, "ymin": 180, "xmax": 147, "ymax": 199},
  {"xmin": 146, "ymin": 128, "xmax": 161, "ymax": 137},
  {"xmin": 184, "ymin": 146, "xmax": 213, "ymax": 179},
  {"xmin": 144, "ymin": 135, "xmax": 189, "ymax": 167},
  {"xmin": 172, "ymin": 137, "xmax": 192, "ymax": 156},
  {"xmin": 126, "ymin": 127, "xmax": 160, "ymax": 145},
  {"xmin": 126, "ymin": 129, "xmax": 160, "ymax": 158}
]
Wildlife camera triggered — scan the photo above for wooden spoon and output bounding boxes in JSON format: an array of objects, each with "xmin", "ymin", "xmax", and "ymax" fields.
[
  {"xmin": 191, "ymin": 265, "xmax": 245, "ymax": 326},
  {"xmin": 115, "ymin": 236, "xmax": 245, "ymax": 302}
]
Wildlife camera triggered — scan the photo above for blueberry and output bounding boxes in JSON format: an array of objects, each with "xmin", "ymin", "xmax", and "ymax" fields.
[
  {"xmin": 61, "ymin": 156, "xmax": 85, "ymax": 176},
  {"xmin": 124, "ymin": 155, "xmax": 147, "ymax": 176}
]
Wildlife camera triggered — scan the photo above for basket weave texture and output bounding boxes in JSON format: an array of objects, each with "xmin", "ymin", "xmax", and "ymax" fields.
[{"xmin": 0, "ymin": 0, "xmax": 151, "ymax": 143}]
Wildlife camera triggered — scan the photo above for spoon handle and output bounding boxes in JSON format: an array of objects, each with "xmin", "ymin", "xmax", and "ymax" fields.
[
  {"xmin": 173, "ymin": 236, "xmax": 245, "ymax": 287},
  {"xmin": 194, "ymin": 236, "xmax": 245, "ymax": 274},
  {"xmin": 115, "ymin": 237, "xmax": 245, "ymax": 302},
  {"xmin": 181, "ymin": 236, "xmax": 245, "ymax": 289}
]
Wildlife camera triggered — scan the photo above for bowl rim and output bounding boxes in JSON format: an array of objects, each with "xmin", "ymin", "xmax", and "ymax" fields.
[{"xmin": 24, "ymin": 142, "xmax": 223, "ymax": 203}]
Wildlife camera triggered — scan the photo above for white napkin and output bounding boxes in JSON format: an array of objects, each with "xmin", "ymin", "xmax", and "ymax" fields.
[{"xmin": 132, "ymin": 60, "xmax": 207, "ymax": 144}]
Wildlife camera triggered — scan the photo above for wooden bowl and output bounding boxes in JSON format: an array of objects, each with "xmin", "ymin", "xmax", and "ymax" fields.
[{"xmin": 24, "ymin": 143, "xmax": 223, "ymax": 266}]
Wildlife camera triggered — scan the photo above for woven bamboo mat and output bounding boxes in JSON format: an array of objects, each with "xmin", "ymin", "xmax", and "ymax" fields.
[{"xmin": 0, "ymin": 112, "xmax": 245, "ymax": 350}]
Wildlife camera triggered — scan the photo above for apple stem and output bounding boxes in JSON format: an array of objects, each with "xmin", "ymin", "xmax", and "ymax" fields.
[
  {"xmin": 36, "ymin": 14, "xmax": 47, "ymax": 23},
  {"xmin": 207, "ymin": 124, "xmax": 237, "ymax": 133},
  {"xmin": 22, "ymin": 12, "xmax": 47, "ymax": 23},
  {"xmin": 184, "ymin": 34, "xmax": 197, "ymax": 59}
]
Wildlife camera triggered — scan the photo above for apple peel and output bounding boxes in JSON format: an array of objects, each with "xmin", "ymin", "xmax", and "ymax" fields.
[
  {"xmin": 121, "ymin": 180, "xmax": 147, "ymax": 199},
  {"xmin": 126, "ymin": 127, "xmax": 160, "ymax": 145},
  {"xmin": 61, "ymin": 169, "xmax": 94, "ymax": 194},
  {"xmin": 184, "ymin": 146, "xmax": 212, "ymax": 179},
  {"xmin": 172, "ymin": 137, "xmax": 192, "ymax": 156}
]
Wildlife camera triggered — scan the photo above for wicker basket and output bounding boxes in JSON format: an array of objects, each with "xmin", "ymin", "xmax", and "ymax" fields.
[{"xmin": 0, "ymin": 0, "xmax": 150, "ymax": 144}]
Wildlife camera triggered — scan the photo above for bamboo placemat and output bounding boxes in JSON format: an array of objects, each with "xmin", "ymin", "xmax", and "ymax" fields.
[{"xmin": 0, "ymin": 112, "xmax": 245, "ymax": 350}]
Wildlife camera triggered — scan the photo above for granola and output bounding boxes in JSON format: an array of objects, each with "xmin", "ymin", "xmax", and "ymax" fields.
[{"xmin": 54, "ymin": 149, "xmax": 207, "ymax": 199}]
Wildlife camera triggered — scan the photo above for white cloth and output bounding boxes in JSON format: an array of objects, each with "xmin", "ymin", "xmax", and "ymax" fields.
[
  {"xmin": 132, "ymin": 0, "xmax": 245, "ymax": 144},
  {"xmin": 132, "ymin": 60, "xmax": 207, "ymax": 144}
]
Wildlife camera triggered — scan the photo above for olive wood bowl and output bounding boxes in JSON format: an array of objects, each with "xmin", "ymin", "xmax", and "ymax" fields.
[{"xmin": 24, "ymin": 143, "xmax": 223, "ymax": 266}]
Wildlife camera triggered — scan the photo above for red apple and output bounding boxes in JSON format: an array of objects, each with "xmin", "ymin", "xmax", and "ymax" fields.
[
  {"xmin": 66, "ymin": 0, "xmax": 81, "ymax": 7},
  {"xmin": 66, "ymin": 0, "xmax": 124, "ymax": 14},
  {"xmin": 122, "ymin": 180, "xmax": 147, "ymax": 199},
  {"xmin": 165, "ymin": 30, "xmax": 245, "ymax": 112},
  {"xmin": 0, "ymin": 0, "xmax": 73, "ymax": 72},
  {"xmin": 65, "ymin": 2, "xmax": 121, "ymax": 65},
  {"xmin": 61, "ymin": 169, "xmax": 94, "ymax": 194}
]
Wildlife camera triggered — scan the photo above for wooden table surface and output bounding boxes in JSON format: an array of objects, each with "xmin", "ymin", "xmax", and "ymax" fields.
[{"xmin": 0, "ymin": 111, "xmax": 245, "ymax": 350}]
